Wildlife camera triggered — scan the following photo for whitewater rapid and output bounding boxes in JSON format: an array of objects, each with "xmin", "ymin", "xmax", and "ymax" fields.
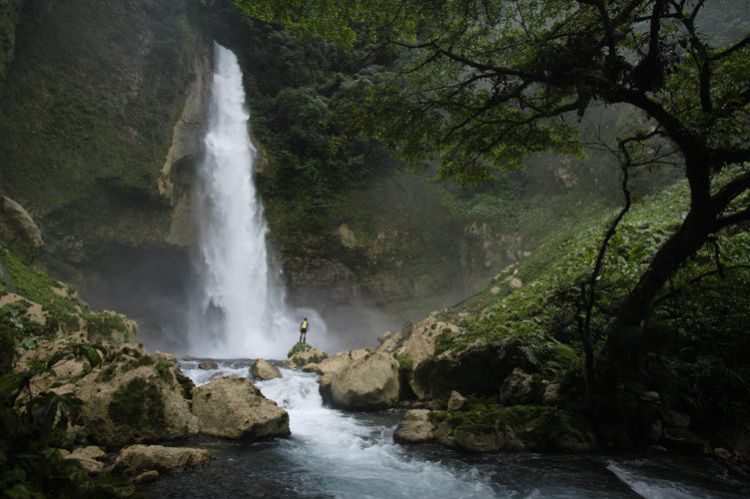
[
  {"xmin": 169, "ymin": 362, "xmax": 750, "ymax": 499},
  {"xmin": 181, "ymin": 362, "xmax": 498, "ymax": 498}
]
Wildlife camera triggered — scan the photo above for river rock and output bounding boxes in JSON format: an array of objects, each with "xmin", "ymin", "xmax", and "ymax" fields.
[
  {"xmin": 330, "ymin": 352, "xmax": 400, "ymax": 410},
  {"xmin": 394, "ymin": 409, "xmax": 435, "ymax": 444},
  {"xmin": 305, "ymin": 348, "xmax": 370, "ymax": 375},
  {"xmin": 500, "ymin": 368, "xmax": 542, "ymax": 405},
  {"xmin": 285, "ymin": 344, "xmax": 328, "ymax": 368},
  {"xmin": 447, "ymin": 391, "xmax": 466, "ymax": 411},
  {"xmin": 251, "ymin": 358, "xmax": 281, "ymax": 380},
  {"xmin": 115, "ymin": 445, "xmax": 211, "ymax": 474},
  {"xmin": 76, "ymin": 362, "xmax": 198, "ymax": 447},
  {"xmin": 192, "ymin": 375, "xmax": 290, "ymax": 440},
  {"xmin": 63, "ymin": 446, "xmax": 108, "ymax": 475},
  {"xmin": 198, "ymin": 361, "xmax": 218, "ymax": 370}
]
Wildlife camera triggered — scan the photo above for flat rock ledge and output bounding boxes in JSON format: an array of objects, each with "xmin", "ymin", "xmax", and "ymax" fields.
[{"xmin": 114, "ymin": 444, "xmax": 211, "ymax": 474}]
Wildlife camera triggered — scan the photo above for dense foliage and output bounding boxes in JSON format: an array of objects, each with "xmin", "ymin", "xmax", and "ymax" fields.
[{"xmin": 236, "ymin": 0, "xmax": 750, "ymax": 372}]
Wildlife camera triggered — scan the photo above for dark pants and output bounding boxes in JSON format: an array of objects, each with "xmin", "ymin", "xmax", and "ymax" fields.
[{"xmin": 299, "ymin": 330, "xmax": 307, "ymax": 343}]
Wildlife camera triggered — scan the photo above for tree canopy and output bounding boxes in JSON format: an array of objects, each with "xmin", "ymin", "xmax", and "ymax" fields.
[{"xmin": 235, "ymin": 0, "xmax": 750, "ymax": 361}]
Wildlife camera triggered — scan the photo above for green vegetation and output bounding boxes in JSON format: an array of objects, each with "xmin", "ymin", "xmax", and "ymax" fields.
[
  {"xmin": 288, "ymin": 342, "xmax": 312, "ymax": 357},
  {"xmin": 237, "ymin": 0, "xmax": 750, "ymax": 370},
  {"xmin": 416, "ymin": 175, "xmax": 750, "ymax": 444},
  {"xmin": 395, "ymin": 353, "xmax": 413, "ymax": 370},
  {"xmin": 0, "ymin": 0, "xmax": 204, "ymax": 257},
  {"xmin": 0, "ymin": 341, "xmax": 136, "ymax": 497},
  {"xmin": 108, "ymin": 378, "xmax": 165, "ymax": 429},
  {"xmin": 0, "ymin": 244, "xmax": 81, "ymax": 332},
  {"xmin": 155, "ymin": 359, "xmax": 174, "ymax": 383}
]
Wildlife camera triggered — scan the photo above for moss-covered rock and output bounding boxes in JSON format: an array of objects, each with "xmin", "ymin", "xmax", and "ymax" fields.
[
  {"xmin": 432, "ymin": 404, "xmax": 595, "ymax": 453},
  {"xmin": 76, "ymin": 361, "xmax": 197, "ymax": 447},
  {"xmin": 285, "ymin": 343, "xmax": 327, "ymax": 368},
  {"xmin": 413, "ymin": 337, "xmax": 547, "ymax": 400},
  {"xmin": 0, "ymin": 0, "xmax": 208, "ymax": 262}
]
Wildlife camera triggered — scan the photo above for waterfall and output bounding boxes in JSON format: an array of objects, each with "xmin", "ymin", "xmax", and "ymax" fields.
[{"xmin": 187, "ymin": 43, "xmax": 298, "ymax": 359}]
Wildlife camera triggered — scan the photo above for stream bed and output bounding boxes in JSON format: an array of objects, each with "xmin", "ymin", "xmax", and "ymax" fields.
[{"xmin": 141, "ymin": 360, "xmax": 750, "ymax": 498}]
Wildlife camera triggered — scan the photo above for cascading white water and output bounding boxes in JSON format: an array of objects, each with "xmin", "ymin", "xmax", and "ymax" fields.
[
  {"xmin": 180, "ymin": 362, "xmax": 498, "ymax": 498},
  {"xmin": 188, "ymin": 43, "xmax": 299, "ymax": 359}
]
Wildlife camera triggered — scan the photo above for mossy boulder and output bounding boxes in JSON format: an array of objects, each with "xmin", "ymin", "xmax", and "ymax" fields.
[
  {"xmin": 76, "ymin": 362, "xmax": 197, "ymax": 447},
  {"xmin": 412, "ymin": 338, "xmax": 543, "ymax": 400},
  {"xmin": 432, "ymin": 405, "xmax": 595, "ymax": 453}
]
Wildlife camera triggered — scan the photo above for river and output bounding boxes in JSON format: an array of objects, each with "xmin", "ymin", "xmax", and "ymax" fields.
[{"xmin": 140, "ymin": 360, "xmax": 750, "ymax": 498}]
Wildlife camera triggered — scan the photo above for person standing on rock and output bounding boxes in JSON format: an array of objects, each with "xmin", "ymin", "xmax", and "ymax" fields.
[{"xmin": 299, "ymin": 318, "xmax": 309, "ymax": 344}]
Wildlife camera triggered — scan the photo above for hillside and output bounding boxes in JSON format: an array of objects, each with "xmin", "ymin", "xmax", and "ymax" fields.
[{"xmin": 400, "ymin": 175, "xmax": 750, "ymax": 457}]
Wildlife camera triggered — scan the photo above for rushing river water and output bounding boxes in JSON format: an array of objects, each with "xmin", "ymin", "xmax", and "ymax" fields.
[{"xmin": 140, "ymin": 360, "xmax": 750, "ymax": 498}]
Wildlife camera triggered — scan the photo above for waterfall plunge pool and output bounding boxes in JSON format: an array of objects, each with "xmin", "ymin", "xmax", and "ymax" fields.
[{"xmin": 140, "ymin": 360, "xmax": 750, "ymax": 498}]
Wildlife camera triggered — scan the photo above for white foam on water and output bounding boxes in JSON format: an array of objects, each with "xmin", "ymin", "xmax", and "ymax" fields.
[
  {"xmin": 608, "ymin": 461, "xmax": 720, "ymax": 499},
  {"xmin": 258, "ymin": 368, "xmax": 498, "ymax": 498}
]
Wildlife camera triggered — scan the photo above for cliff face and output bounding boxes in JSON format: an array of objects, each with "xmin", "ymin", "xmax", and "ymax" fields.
[
  {"xmin": 0, "ymin": 0, "xmax": 209, "ymax": 262},
  {"xmin": 0, "ymin": 0, "xmax": 25, "ymax": 87}
]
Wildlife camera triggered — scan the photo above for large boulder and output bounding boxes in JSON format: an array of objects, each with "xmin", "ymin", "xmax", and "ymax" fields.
[
  {"xmin": 433, "ymin": 406, "xmax": 596, "ymax": 453},
  {"xmin": 304, "ymin": 348, "xmax": 370, "ymax": 375},
  {"xmin": 285, "ymin": 343, "xmax": 327, "ymax": 368},
  {"xmin": 76, "ymin": 361, "xmax": 197, "ymax": 447},
  {"xmin": 394, "ymin": 409, "xmax": 435, "ymax": 444},
  {"xmin": 191, "ymin": 375, "xmax": 289, "ymax": 440},
  {"xmin": 251, "ymin": 358, "xmax": 281, "ymax": 380},
  {"xmin": 376, "ymin": 315, "xmax": 461, "ymax": 399},
  {"xmin": 114, "ymin": 445, "xmax": 210, "ymax": 474},
  {"xmin": 330, "ymin": 352, "xmax": 400, "ymax": 410},
  {"xmin": 412, "ymin": 337, "xmax": 544, "ymax": 400},
  {"xmin": 392, "ymin": 315, "xmax": 459, "ymax": 368}
]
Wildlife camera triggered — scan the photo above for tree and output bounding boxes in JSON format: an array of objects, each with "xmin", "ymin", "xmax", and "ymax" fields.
[{"xmin": 235, "ymin": 0, "xmax": 750, "ymax": 363}]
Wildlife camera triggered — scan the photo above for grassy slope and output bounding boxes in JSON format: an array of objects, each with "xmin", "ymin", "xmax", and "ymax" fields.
[{"xmin": 426, "ymin": 174, "xmax": 750, "ymax": 444}]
